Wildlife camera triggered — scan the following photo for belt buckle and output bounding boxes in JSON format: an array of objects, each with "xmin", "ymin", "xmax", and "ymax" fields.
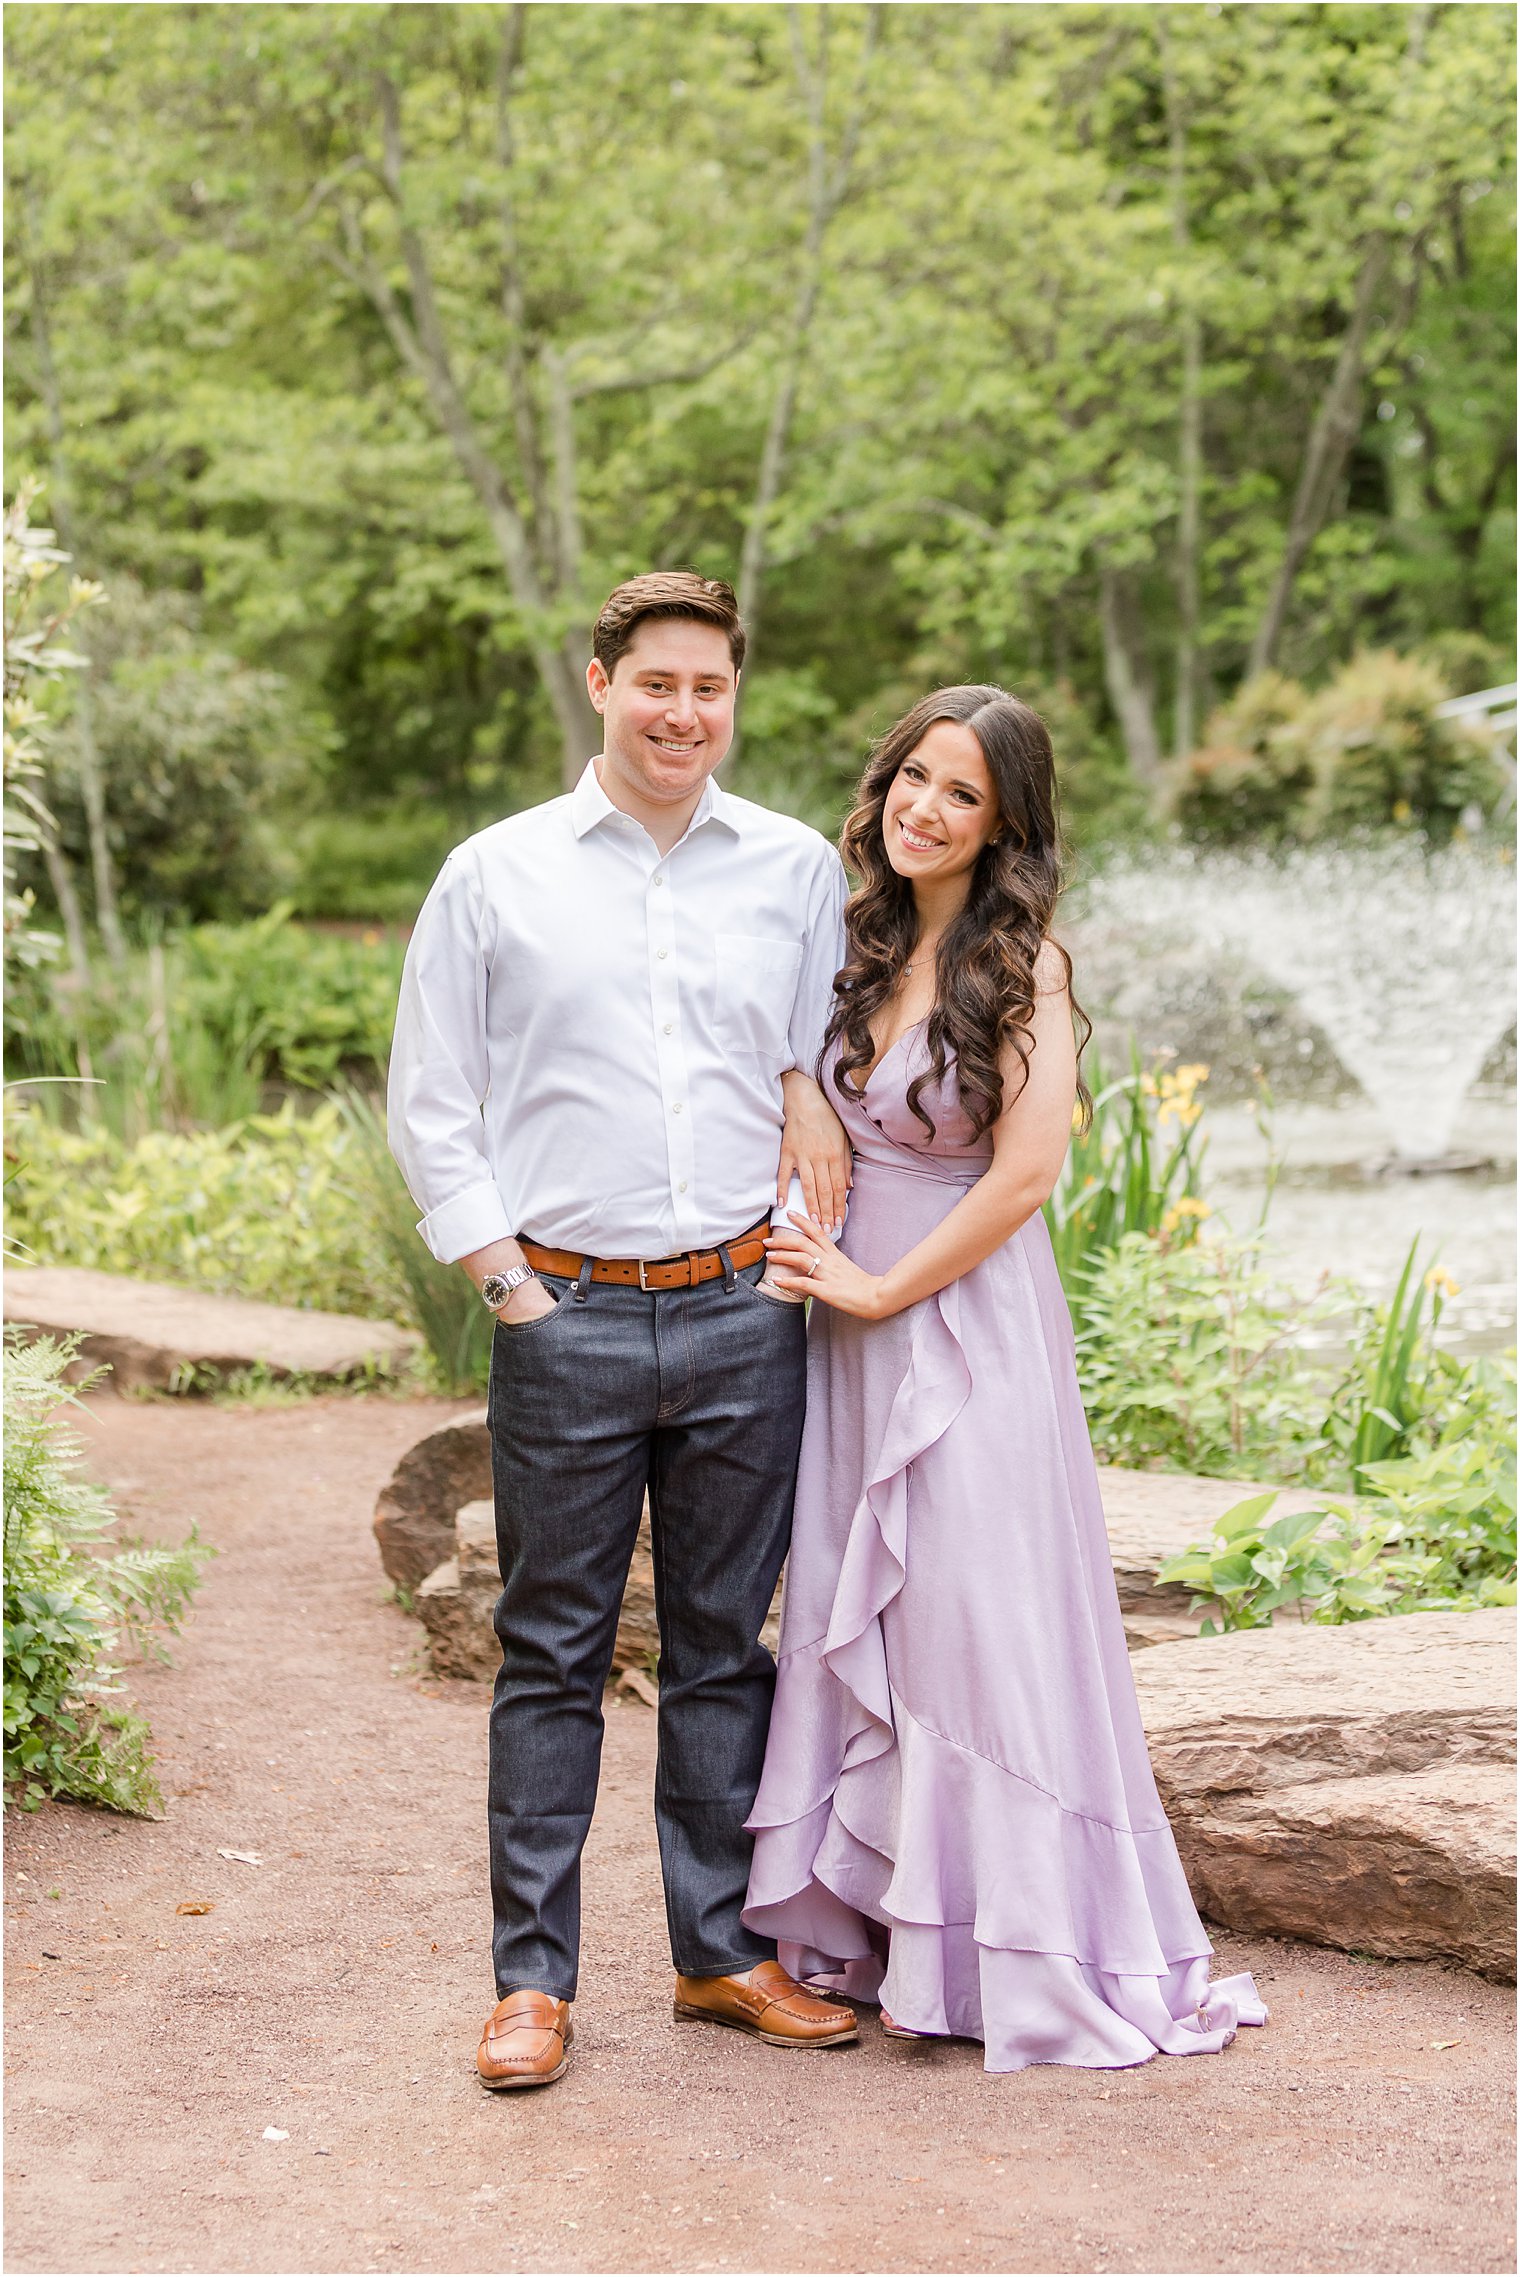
[{"xmin": 638, "ymin": 1258, "xmax": 653, "ymax": 1292}]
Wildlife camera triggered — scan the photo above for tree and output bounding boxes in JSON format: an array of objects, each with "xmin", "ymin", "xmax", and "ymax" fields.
[
  {"xmin": 2, "ymin": 482, "xmax": 103, "ymax": 980},
  {"xmin": 729, "ymin": 3, "xmax": 881, "ymax": 764},
  {"xmin": 4, "ymin": 2, "xmax": 1513, "ymax": 885}
]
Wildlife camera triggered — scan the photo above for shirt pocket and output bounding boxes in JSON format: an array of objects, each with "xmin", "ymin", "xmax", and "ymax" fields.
[{"xmin": 713, "ymin": 934, "xmax": 804, "ymax": 1060}]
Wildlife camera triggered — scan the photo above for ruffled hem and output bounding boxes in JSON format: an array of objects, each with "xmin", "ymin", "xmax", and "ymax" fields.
[
  {"xmin": 748, "ymin": 1689, "xmax": 1221, "ymax": 1978},
  {"xmin": 784, "ymin": 1934, "xmax": 1268, "ymax": 2073},
  {"xmin": 743, "ymin": 1270, "xmax": 1268, "ymax": 2072}
]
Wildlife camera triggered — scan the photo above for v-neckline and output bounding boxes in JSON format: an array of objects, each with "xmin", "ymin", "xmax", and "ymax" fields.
[{"xmin": 849, "ymin": 1016, "xmax": 927, "ymax": 1098}]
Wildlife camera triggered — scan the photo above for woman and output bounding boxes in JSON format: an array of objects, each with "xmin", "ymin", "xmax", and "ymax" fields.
[{"xmin": 744, "ymin": 686, "xmax": 1266, "ymax": 2073}]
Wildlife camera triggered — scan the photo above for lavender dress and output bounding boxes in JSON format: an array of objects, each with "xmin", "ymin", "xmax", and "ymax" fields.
[{"xmin": 743, "ymin": 1026, "xmax": 1266, "ymax": 2072}]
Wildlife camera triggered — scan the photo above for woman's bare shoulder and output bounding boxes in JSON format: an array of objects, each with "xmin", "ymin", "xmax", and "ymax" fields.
[{"xmin": 1033, "ymin": 936, "xmax": 1071, "ymax": 997}]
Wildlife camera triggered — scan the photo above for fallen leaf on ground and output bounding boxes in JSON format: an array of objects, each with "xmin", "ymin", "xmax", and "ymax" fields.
[
  {"xmin": 1431, "ymin": 2038, "xmax": 1465, "ymax": 2050},
  {"xmin": 175, "ymin": 1900, "xmax": 215, "ymax": 1916},
  {"xmin": 217, "ymin": 1848, "xmax": 263, "ymax": 1866},
  {"xmin": 262, "ymin": 2126, "xmax": 290, "ymax": 2143}
]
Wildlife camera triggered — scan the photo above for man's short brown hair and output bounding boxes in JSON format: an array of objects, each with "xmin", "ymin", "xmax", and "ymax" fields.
[{"xmin": 591, "ymin": 571, "xmax": 746, "ymax": 679}]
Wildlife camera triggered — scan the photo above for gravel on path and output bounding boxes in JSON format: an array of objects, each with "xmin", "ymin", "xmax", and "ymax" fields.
[{"xmin": 4, "ymin": 1392, "xmax": 1514, "ymax": 2277}]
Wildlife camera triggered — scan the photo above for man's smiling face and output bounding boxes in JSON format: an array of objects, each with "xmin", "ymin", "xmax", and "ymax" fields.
[{"xmin": 588, "ymin": 617, "xmax": 738, "ymax": 814}]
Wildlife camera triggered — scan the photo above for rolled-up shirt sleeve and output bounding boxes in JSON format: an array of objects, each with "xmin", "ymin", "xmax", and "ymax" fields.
[
  {"xmin": 387, "ymin": 851, "xmax": 515, "ymax": 1264},
  {"xmin": 786, "ymin": 847, "xmax": 849, "ymax": 1079}
]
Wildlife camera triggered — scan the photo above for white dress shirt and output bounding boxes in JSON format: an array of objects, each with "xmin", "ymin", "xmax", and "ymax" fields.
[{"xmin": 388, "ymin": 762, "xmax": 849, "ymax": 1263}]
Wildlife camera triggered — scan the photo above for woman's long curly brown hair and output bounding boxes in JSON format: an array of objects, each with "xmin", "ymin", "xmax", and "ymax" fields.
[{"xmin": 824, "ymin": 685, "xmax": 1091, "ymax": 1141}]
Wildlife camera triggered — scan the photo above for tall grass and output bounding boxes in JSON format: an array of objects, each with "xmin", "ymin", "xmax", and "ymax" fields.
[
  {"xmin": 1324, "ymin": 1239, "xmax": 1463, "ymax": 1479},
  {"xmin": 335, "ymin": 1089, "xmax": 493, "ymax": 1396},
  {"xmin": 1044, "ymin": 1047, "xmax": 1211, "ymax": 1331}
]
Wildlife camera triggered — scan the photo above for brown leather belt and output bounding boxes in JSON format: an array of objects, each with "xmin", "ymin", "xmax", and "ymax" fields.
[{"xmin": 518, "ymin": 1217, "xmax": 770, "ymax": 1293}]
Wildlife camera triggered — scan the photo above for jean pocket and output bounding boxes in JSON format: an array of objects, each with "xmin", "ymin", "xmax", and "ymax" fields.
[
  {"xmin": 750, "ymin": 1278, "xmax": 804, "ymax": 1306},
  {"xmin": 495, "ymin": 1282, "xmax": 568, "ymax": 1333},
  {"xmin": 735, "ymin": 1266, "xmax": 805, "ymax": 1311}
]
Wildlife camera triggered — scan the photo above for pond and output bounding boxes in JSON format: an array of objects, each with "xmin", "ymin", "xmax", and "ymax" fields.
[
  {"xmin": 1201, "ymin": 1090, "xmax": 1514, "ymax": 1359},
  {"xmin": 1063, "ymin": 840, "xmax": 1516, "ymax": 1358}
]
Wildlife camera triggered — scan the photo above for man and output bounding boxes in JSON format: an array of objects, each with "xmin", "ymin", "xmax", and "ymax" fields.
[{"xmin": 389, "ymin": 571, "xmax": 859, "ymax": 2089}]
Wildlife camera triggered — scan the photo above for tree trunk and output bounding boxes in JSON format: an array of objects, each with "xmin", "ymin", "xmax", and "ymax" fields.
[
  {"xmin": 1174, "ymin": 311, "xmax": 1203, "ymax": 755},
  {"xmin": 68, "ymin": 675, "xmax": 126, "ymax": 964},
  {"xmin": 1099, "ymin": 569, "xmax": 1164, "ymax": 794},
  {"xmin": 727, "ymin": 2, "xmax": 880, "ymax": 776},
  {"xmin": 23, "ymin": 211, "xmax": 127, "ymax": 960},
  {"xmin": 1160, "ymin": 15, "xmax": 1202, "ymax": 757},
  {"xmin": 366, "ymin": 74, "xmax": 599, "ymax": 791},
  {"xmin": 1247, "ymin": 236, "xmax": 1391, "ymax": 678},
  {"xmin": 1249, "ymin": 7, "xmax": 1433, "ymax": 678},
  {"xmin": 39, "ymin": 825, "xmax": 92, "ymax": 987}
]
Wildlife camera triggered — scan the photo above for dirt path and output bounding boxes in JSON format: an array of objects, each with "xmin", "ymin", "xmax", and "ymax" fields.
[{"xmin": 4, "ymin": 1393, "xmax": 1514, "ymax": 2276}]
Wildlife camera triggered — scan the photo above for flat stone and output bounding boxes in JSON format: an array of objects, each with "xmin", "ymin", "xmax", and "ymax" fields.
[
  {"xmin": 4, "ymin": 1265, "xmax": 419, "ymax": 1394},
  {"xmin": 1175, "ymin": 1763, "xmax": 1516, "ymax": 1980},
  {"xmin": 1134, "ymin": 1609, "xmax": 1516, "ymax": 1977},
  {"xmin": 1133, "ymin": 1607, "xmax": 1516, "ymax": 1794}
]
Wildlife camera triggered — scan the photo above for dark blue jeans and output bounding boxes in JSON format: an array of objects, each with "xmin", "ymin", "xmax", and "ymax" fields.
[{"xmin": 486, "ymin": 1258, "xmax": 807, "ymax": 2000}]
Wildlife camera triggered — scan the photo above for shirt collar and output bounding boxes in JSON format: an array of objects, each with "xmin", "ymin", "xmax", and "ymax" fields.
[{"xmin": 570, "ymin": 759, "xmax": 742, "ymax": 843}]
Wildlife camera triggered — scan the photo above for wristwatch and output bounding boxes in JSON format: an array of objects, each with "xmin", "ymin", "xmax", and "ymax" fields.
[{"xmin": 480, "ymin": 1263, "xmax": 538, "ymax": 1310}]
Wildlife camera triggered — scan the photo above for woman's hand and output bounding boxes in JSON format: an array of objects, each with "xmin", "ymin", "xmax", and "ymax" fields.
[
  {"xmin": 777, "ymin": 1071, "xmax": 851, "ymax": 1233},
  {"xmin": 763, "ymin": 1213, "xmax": 889, "ymax": 1320}
]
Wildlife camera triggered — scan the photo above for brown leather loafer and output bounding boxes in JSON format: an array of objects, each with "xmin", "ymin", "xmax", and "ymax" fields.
[
  {"xmin": 673, "ymin": 1959, "xmax": 858, "ymax": 2048},
  {"xmin": 477, "ymin": 1989, "xmax": 573, "ymax": 2090}
]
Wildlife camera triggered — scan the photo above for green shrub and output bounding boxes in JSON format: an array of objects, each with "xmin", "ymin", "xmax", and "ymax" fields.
[
  {"xmin": 1074, "ymin": 1227, "xmax": 1334, "ymax": 1478},
  {"xmin": 1170, "ymin": 651, "xmax": 1505, "ymax": 844},
  {"xmin": 1157, "ymin": 1359, "xmax": 1516, "ymax": 1630},
  {"xmin": 1311, "ymin": 1243, "xmax": 1466, "ymax": 1482},
  {"xmin": 6, "ymin": 905, "xmax": 405, "ymax": 1135},
  {"xmin": 1165, "ymin": 672, "xmax": 1315, "ymax": 845},
  {"xmin": 1300, "ymin": 650, "xmax": 1504, "ymax": 839},
  {"xmin": 4, "ymin": 1333, "xmax": 209, "ymax": 1812},
  {"xmin": 5, "ymin": 1095, "xmax": 492, "ymax": 1394},
  {"xmin": 288, "ymin": 807, "xmax": 462, "ymax": 925},
  {"xmin": 5, "ymin": 1098, "xmax": 394, "ymax": 1318}
]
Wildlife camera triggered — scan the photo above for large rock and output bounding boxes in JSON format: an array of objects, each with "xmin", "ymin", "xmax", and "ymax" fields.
[
  {"xmin": 4, "ymin": 1265, "xmax": 418, "ymax": 1393},
  {"xmin": 377, "ymin": 1414, "xmax": 1300, "ymax": 1638},
  {"xmin": 374, "ymin": 1410, "xmax": 491, "ymax": 1589},
  {"xmin": 413, "ymin": 1497, "xmax": 775, "ymax": 1683},
  {"xmin": 1175, "ymin": 1764, "xmax": 1515, "ymax": 1981},
  {"xmin": 1133, "ymin": 1609, "xmax": 1517, "ymax": 1977}
]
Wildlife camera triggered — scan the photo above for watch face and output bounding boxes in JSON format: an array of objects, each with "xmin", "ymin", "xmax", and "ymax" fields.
[{"xmin": 482, "ymin": 1274, "xmax": 511, "ymax": 1307}]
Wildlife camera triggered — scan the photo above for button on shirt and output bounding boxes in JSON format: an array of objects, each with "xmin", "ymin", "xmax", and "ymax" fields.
[{"xmin": 387, "ymin": 762, "xmax": 849, "ymax": 1262}]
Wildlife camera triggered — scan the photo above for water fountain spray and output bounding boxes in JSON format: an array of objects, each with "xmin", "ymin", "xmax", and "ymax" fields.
[{"xmin": 1080, "ymin": 843, "xmax": 1516, "ymax": 1169}]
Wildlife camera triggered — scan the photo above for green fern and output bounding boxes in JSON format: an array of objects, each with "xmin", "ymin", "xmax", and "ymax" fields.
[{"xmin": 4, "ymin": 1332, "xmax": 210, "ymax": 1813}]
